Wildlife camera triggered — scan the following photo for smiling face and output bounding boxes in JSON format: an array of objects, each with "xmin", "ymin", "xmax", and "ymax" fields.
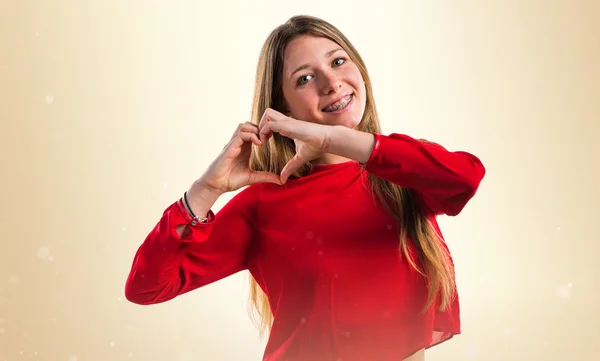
[{"xmin": 280, "ymin": 35, "xmax": 367, "ymax": 129}]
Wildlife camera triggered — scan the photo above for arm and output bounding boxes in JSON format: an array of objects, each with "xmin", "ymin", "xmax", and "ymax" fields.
[
  {"xmin": 124, "ymin": 183, "xmax": 262, "ymax": 305},
  {"xmin": 326, "ymin": 126, "xmax": 486, "ymax": 216}
]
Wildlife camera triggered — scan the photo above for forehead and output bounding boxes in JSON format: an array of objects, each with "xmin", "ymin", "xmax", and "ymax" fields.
[{"xmin": 282, "ymin": 35, "xmax": 342, "ymax": 71}]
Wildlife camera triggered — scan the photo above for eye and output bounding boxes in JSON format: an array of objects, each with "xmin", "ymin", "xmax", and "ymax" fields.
[
  {"xmin": 332, "ymin": 58, "xmax": 346, "ymax": 67},
  {"xmin": 297, "ymin": 74, "xmax": 313, "ymax": 86}
]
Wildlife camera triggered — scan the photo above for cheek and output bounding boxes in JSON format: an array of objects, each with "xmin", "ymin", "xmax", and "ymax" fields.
[{"xmin": 290, "ymin": 93, "xmax": 320, "ymax": 116}]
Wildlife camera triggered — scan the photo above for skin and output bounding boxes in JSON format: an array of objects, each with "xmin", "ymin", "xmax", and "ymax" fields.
[{"xmin": 281, "ymin": 36, "xmax": 366, "ymax": 131}]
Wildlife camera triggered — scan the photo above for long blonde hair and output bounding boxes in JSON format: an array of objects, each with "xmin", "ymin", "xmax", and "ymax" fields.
[{"xmin": 248, "ymin": 15, "xmax": 456, "ymax": 338}]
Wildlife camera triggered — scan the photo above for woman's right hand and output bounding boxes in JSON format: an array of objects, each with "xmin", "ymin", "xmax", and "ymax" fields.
[{"xmin": 194, "ymin": 122, "xmax": 282, "ymax": 196}]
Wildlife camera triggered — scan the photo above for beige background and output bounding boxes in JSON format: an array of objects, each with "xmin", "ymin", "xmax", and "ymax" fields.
[{"xmin": 1, "ymin": 0, "xmax": 599, "ymax": 360}]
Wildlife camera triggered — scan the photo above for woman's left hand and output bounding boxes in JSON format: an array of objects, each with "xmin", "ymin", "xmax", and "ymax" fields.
[{"xmin": 258, "ymin": 108, "xmax": 332, "ymax": 183}]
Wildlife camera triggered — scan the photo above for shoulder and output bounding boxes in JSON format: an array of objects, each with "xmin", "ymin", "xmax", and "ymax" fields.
[
  {"xmin": 214, "ymin": 183, "xmax": 267, "ymax": 219},
  {"xmin": 384, "ymin": 133, "xmax": 447, "ymax": 150},
  {"xmin": 230, "ymin": 183, "xmax": 266, "ymax": 204}
]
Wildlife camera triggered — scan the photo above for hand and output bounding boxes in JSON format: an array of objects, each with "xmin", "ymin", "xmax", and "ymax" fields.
[
  {"xmin": 198, "ymin": 122, "xmax": 282, "ymax": 194},
  {"xmin": 258, "ymin": 108, "xmax": 332, "ymax": 183}
]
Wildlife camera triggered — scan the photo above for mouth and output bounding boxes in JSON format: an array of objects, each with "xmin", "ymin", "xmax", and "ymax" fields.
[{"xmin": 322, "ymin": 93, "xmax": 354, "ymax": 113}]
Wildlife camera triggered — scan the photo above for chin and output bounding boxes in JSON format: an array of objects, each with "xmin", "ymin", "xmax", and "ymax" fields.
[
  {"xmin": 326, "ymin": 111, "xmax": 363, "ymax": 127},
  {"xmin": 339, "ymin": 118, "xmax": 362, "ymax": 129}
]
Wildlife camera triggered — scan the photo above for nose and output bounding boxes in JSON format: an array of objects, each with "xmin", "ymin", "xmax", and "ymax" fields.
[{"xmin": 319, "ymin": 70, "xmax": 342, "ymax": 95}]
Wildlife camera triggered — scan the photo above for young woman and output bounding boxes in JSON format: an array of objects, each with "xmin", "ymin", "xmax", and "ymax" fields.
[{"xmin": 125, "ymin": 15, "xmax": 486, "ymax": 361}]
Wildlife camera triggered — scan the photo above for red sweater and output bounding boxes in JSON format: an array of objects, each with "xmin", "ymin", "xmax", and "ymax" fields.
[{"xmin": 124, "ymin": 133, "xmax": 486, "ymax": 361}]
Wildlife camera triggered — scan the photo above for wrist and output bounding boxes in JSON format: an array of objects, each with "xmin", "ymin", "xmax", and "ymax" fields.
[
  {"xmin": 186, "ymin": 180, "xmax": 222, "ymax": 213},
  {"xmin": 192, "ymin": 177, "xmax": 225, "ymax": 198},
  {"xmin": 326, "ymin": 125, "xmax": 375, "ymax": 164},
  {"xmin": 321, "ymin": 124, "xmax": 338, "ymax": 154}
]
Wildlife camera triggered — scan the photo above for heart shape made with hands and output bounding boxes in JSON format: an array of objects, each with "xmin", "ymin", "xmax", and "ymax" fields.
[{"xmin": 257, "ymin": 108, "xmax": 331, "ymax": 183}]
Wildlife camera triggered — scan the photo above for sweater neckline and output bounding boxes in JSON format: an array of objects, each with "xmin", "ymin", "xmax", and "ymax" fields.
[{"xmin": 310, "ymin": 160, "xmax": 361, "ymax": 172}]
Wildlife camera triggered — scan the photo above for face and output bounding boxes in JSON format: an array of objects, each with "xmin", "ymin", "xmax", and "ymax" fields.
[{"xmin": 280, "ymin": 35, "xmax": 367, "ymax": 128}]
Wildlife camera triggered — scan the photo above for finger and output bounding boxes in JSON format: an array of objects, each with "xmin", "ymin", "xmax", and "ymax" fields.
[
  {"xmin": 258, "ymin": 111, "xmax": 271, "ymax": 140},
  {"xmin": 231, "ymin": 122, "xmax": 259, "ymax": 140},
  {"xmin": 239, "ymin": 131, "xmax": 263, "ymax": 146},
  {"xmin": 265, "ymin": 108, "xmax": 287, "ymax": 121},
  {"xmin": 258, "ymin": 122, "xmax": 274, "ymax": 145},
  {"xmin": 260, "ymin": 120, "xmax": 295, "ymax": 144},
  {"xmin": 258, "ymin": 108, "xmax": 288, "ymax": 132},
  {"xmin": 280, "ymin": 155, "xmax": 305, "ymax": 184},
  {"xmin": 239, "ymin": 122, "xmax": 259, "ymax": 133},
  {"xmin": 247, "ymin": 171, "xmax": 283, "ymax": 186}
]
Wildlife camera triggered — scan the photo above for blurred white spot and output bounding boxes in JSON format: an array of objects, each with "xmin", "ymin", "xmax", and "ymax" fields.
[
  {"xmin": 48, "ymin": 255, "xmax": 54, "ymax": 261},
  {"xmin": 8, "ymin": 274, "xmax": 19, "ymax": 284},
  {"xmin": 34, "ymin": 351, "xmax": 38, "ymax": 356},
  {"xmin": 300, "ymin": 317, "xmax": 307, "ymax": 324},
  {"xmin": 387, "ymin": 225, "xmax": 393, "ymax": 230},
  {"xmin": 117, "ymin": 297, "xmax": 122, "ymax": 301},
  {"xmin": 35, "ymin": 32, "xmax": 39, "ymax": 36},
  {"xmin": 45, "ymin": 95, "xmax": 54, "ymax": 105},
  {"xmin": 110, "ymin": 341, "xmax": 115, "ymax": 347},
  {"xmin": 51, "ymin": 318, "xmax": 58, "ymax": 324},
  {"xmin": 0, "ymin": 328, "xmax": 5, "ymax": 333},
  {"xmin": 317, "ymin": 250, "xmax": 323, "ymax": 256},
  {"xmin": 122, "ymin": 226, "xmax": 127, "ymax": 232},
  {"xmin": 345, "ymin": 331, "xmax": 351, "ymax": 337},
  {"xmin": 556, "ymin": 283, "xmax": 573, "ymax": 299},
  {"xmin": 128, "ymin": 352, "xmax": 134, "ymax": 358},
  {"xmin": 543, "ymin": 341, "xmax": 549, "ymax": 347},
  {"xmin": 556, "ymin": 226, "xmax": 561, "ymax": 231},
  {"xmin": 306, "ymin": 231, "xmax": 314, "ymax": 239},
  {"xmin": 55, "ymin": 271, "xmax": 59, "ymax": 275},
  {"xmin": 464, "ymin": 344, "xmax": 478, "ymax": 359},
  {"xmin": 502, "ymin": 328, "xmax": 514, "ymax": 336},
  {"xmin": 20, "ymin": 351, "xmax": 24, "ymax": 355},
  {"xmin": 68, "ymin": 356, "xmax": 78, "ymax": 361},
  {"xmin": 163, "ymin": 182, "xmax": 169, "ymax": 189},
  {"xmin": 22, "ymin": 330, "xmax": 29, "ymax": 337},
  {"xmin": 37, "ymin": 247, "xmax": 51, "ymax": 260}
]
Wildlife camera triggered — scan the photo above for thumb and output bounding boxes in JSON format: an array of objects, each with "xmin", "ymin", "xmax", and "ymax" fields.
[
  {"xmin": 247, "ymin": 171, "xmax": 283, "ymax": 186},
  {"xmin": 280, "ymin": 155, "xmax": 305, "ymax": 184}
]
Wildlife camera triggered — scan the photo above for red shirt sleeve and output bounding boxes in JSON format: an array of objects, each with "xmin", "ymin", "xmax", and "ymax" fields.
[
  {"xmin": 363, "ymin": 133, "xmax": 486, "ymax": 216},
  {"xmin": 124, "ymin": 184, "xmax": 262, "ymax": 305}
]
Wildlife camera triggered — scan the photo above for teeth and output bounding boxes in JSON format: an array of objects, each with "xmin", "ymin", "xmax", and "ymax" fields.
[{"xmin": 323, "ymin": 94, "xmax": 352, "ymax": 112}]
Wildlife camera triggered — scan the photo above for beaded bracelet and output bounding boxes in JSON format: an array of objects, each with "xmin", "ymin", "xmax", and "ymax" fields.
[{"xmin": 178, "ymin": 191, "xmax": 209, "ymax": 226}]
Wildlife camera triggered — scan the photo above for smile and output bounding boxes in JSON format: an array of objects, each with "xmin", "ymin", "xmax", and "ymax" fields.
[{"xmin": 322, "ymin": 94, "xmax": 353, "ymax": 113}]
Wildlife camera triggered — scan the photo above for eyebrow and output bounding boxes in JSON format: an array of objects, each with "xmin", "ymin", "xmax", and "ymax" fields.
[{"xmin": 288, "ymin": 48, "xmax": 344, "ymax": 79}]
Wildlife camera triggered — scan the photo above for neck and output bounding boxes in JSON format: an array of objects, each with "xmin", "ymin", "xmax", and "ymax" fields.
[{"xmin": 311, "ymin": 153, "xmax": 354, "ymax": 166}]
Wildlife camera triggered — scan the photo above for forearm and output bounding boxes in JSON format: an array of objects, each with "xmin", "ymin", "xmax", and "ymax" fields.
[
  {"xmin": 353, "ymin": 132, "xmax": 485, "ymax": 215},
  {"xmin": 325, "ymin": 125, "xmax": 376, "ymax": 164}
]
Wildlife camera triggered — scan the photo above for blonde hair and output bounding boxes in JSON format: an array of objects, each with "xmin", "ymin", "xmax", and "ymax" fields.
[{"xmin": 248, "ymin": 15, "xmax": 455, "ymax": 338}]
